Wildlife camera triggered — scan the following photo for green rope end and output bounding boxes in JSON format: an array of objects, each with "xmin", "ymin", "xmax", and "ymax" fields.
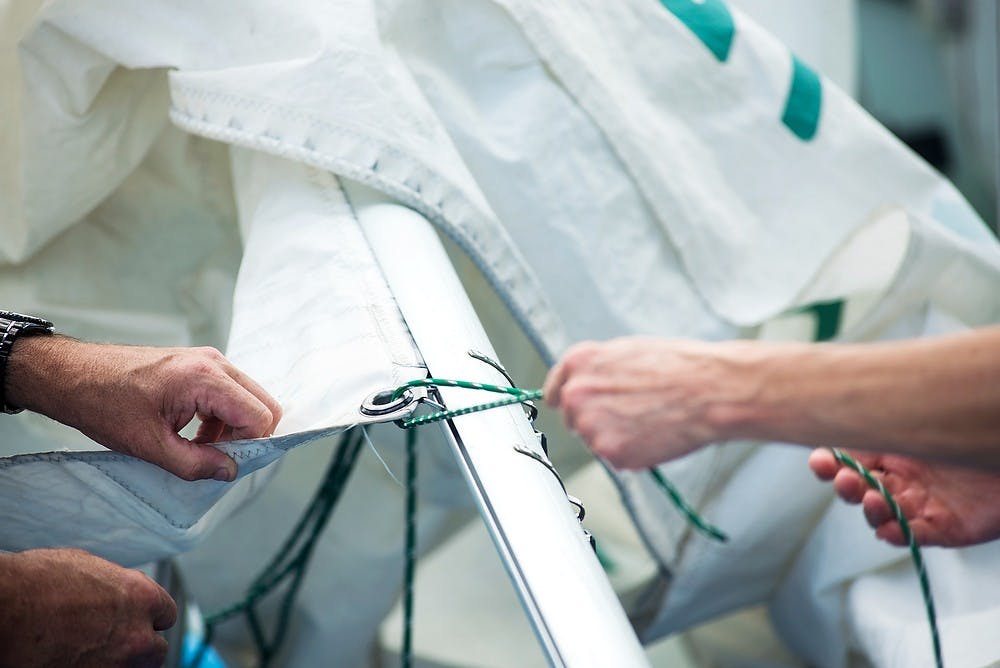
[{"xmin": 831, "ymin": 448, "xmax": 942, "ymax": 668}]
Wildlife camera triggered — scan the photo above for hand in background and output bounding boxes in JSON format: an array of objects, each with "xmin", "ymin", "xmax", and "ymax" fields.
[
  {"xmin": 0, "ymin": 548, "xmax": 176, "ymax": 667},
  {"xmin": 809, "ymin": 449, "xmax": 1000, "ymax": 547},
  {"xmin": 7, "ymin": 337, "xmax": 282, "ymax": 482}
]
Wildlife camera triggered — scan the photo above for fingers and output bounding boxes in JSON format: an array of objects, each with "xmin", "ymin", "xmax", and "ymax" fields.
[
  {"xmin": 146, "ymin": 349, "xmax": 284, "ymax": 482},
  {"xmin": 127, "ymin": 569, "xmax": 176, "ymax": 666},
  {"xmin": 808, "ymin": 449, "xmax": 871, "ymax": 503},
  {"xmin": 159, "ymin": 431, "xmax": 241, "ymax": 482},
  {"xmin": 174, "ymin": 375, "xmax": 276, "ymax": 481},
  {"xmin": 543, "ymin": 359, "xmax": 570, "ymax": 408},
  {"xmin": 874, "ymin": 522, "xmax": 908, "ymax": 547},
  {"xmin": 194, "ymin": 416, "xmax": 226, "ymax": 444},
  {"xmin": 808, "ymin": 449, "xmax": 838, "ymax": 480},
  {"xmin": 149, "ymin": 582, "xmax": 178, "ymax": 632},
  {"xmin": 832, "ymin": 468, "xmax": 869, "ymax": 503},
  {"xmin": 199, "ymin": 376, "xmax": 276, "ymax": 442},
  {"xmin": 136, "ymin": 634, "xmax": 170, "ymax": 668},
  {"xmin": 544, "ymin": 341, "xmax": 599, "ymax": 409},
  {"xmin": 862, "ymin": 488, "xmax": 895, "ymax": 527},
  {"xmin": 810, "ymin": 449, "xmax": 913, "ymax": 546},
  {"xmin": 217, "ymin": 361, "xmax": 283, "ymax": 436}
]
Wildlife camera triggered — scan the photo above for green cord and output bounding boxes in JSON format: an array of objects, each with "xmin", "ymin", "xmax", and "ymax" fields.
[
  {"xmin": 188, "ymin": 429, "xmax": 365, "ymax": 668},
  {"xmin": 648, "ymin": 468, "xmax": 728, "ymax": 543},
  {"xmin": 402, "ymin": 427, "xmax": 418, "ymax": 667},
  {"xmin": 832, "ymin": 448, "xmax": 942, "ymax": 668},
  {"xmin": 392, "ymin": 378, "xmax": 533, "ymax": 401},
  {"xmin": 402, "ymin": 390, "xmax": 543, "ymax": 427}
]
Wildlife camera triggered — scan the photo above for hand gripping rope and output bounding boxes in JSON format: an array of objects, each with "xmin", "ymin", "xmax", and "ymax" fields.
[{"xmin": 831, "ymin": 448, "xmax": 942, "ymax": 668}]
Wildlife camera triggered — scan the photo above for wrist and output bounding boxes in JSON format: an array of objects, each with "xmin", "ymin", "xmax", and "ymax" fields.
[
  {"xmin": 5, "ymin": 335, "xmax": 78, "ymax": 418},
  {"xmin": 0, "ymin": 552, "xmax": 27, "ymax": 642}
]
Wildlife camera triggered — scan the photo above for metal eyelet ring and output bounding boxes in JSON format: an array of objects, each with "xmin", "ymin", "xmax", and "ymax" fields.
[{"xmin": 361, "ymin": 388, "xmax": 416, "ymax": 417}]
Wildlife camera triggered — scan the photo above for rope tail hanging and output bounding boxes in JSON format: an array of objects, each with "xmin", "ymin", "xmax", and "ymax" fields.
[
  {"xmin": 831, "ymin": 448, "xmax": 943, "ymax": 668},
  {"xmin": 401, "ymin": 427, "xmax": 418, "ymax": 668},
  {"xmin": 187, "ymin": 429, "xmax": 366, "ymax": 668}
]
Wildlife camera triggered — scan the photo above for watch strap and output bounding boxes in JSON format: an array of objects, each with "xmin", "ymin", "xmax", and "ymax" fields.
[{"xmin": 0, "ymin": 312, "xmax": 55, "ymax": 414}]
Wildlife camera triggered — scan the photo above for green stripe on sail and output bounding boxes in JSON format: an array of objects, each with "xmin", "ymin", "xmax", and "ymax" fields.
[
  {"xmin": 782, "ymin": 57, "xmax": 823, "ymax": 140},
  {"xmin": 659, "ymin": 0, "xmax": 736, "ymax": 62}
]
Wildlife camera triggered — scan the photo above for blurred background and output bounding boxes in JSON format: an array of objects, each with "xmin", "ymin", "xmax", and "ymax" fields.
[{"xmin": 742, "ymin": 0, "xmax": 998, "ymax": 234}]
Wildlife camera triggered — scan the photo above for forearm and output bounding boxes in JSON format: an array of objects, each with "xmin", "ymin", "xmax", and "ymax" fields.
[{"xmin": 730, "ymin": 327, "xmax": 1000, "ymax": 468}]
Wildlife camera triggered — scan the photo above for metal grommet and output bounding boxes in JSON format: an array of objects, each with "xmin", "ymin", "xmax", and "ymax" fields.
[{"xmin": 361, "ymin": 388, "xmax": 415, "ymax": 417}]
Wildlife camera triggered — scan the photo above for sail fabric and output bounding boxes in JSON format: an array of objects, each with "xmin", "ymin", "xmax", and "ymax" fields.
[
  {"xmin": 2, "ymin": 1, "xmax": 1000, "ymax": 665},
  {"xmin": 0, "ymin": 427, "xmax": 346, "ymax": 566}
]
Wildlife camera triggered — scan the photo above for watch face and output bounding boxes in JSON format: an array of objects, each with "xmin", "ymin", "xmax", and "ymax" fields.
[{"xmin": 0, "ymin": 310, "xmax": 53, "ymax": 329}]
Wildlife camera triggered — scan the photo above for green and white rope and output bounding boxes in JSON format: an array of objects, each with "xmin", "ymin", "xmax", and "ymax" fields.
[
  {"xmin": 402, "ymin": 391, "xmax": 543, "ymax": 427},
  {"xmin": 648, "ymin": 468, "xmax": 728, "ymax": 542},
  {"xmin": 188, "ymin": 429, "xmax": 365, "ymax": 668},
  {"xmin": 392, "ymin": 377, "xmax": 541, "ymax": 428},
  {"xmin": 402, "ymin": 427, "xmax": 418, "ymax": 668},
  {"xmin": 832, "ymin": 448, "xmax": 942, "ymax": 668},
  {"xmin": 392, "ymin": 377, "xmax": 533, "ymax": 400}
]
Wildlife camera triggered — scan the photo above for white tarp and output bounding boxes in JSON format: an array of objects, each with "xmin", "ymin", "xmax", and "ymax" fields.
[{"xmin": 3, "ymin": 0, "xmax": 1000, "ymax": 665}]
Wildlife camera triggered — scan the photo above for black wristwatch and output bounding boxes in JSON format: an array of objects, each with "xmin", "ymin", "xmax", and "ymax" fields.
[{"xmin": 0, "ymin": 310, "xmax": 55, "ymax": 414}]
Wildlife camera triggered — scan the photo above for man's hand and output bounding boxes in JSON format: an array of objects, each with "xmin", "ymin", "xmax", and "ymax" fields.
[
  {"xmin": 6, "ymin": 337, "xmax": 282, "ymax": 482},
  {"xmin": 0, "ymin": 548, "xmax": 177, "ymax": 667},
  {"xmin": 809, "ymin": 449, "xmax": 1000, "ymax": 547},
  {"xmin": 543, "ymin": 337, "xmax": 759, "ymax": 469}
]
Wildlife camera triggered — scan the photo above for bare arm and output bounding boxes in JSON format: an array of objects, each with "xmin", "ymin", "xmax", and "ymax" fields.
[
  {"xmin": 740, "ymin": 327, "xmax": 1000, "ymax": 467},
  {"xmin": 544, "ymin": 327, "xmax": 1000, "ymax": 469}
]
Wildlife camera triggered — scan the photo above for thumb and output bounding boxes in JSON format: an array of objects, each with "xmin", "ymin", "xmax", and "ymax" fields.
[{"xmin": 158, "ymin": 429, "xmax": 239, "ymax": 482}]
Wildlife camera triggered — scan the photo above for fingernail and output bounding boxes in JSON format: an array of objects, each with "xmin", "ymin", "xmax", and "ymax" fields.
[{"xmin": 213, "ymin": 467, "xmax": 234, "ymax": 482}]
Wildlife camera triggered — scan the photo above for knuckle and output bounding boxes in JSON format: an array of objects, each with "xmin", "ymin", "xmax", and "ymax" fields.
[
  {"xmin": 563, "ymin": 341, "xmax": 598, "ymax": 369},
  {"xmin": 254, "ymin": 401, "xmax": 272, "ymax": 425},
  {"xmin": 560, "ymin": 381, "xmax": 591, "ymax": 411},
  {"xmin": 189, "ymin": 357, "xmax": 222, "ymax": 378},
  {"xmin": 177, "ymin": 348, "xmax": 227, "ymax": 378},
  {"xmin": 197, "ymin": 346, "xmax": 226, "ymax": 362}
]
